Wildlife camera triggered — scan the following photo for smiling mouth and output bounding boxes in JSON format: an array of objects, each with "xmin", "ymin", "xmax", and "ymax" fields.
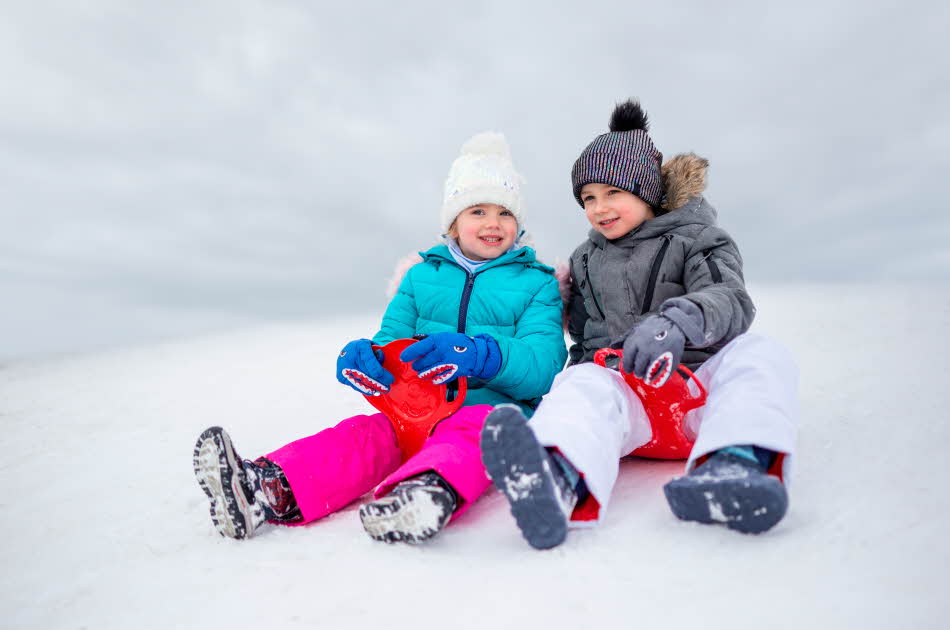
[
  {"xmin": 598, "ymin": 218, "xmax": 619, "ymax": 228},
  {"xmin": 479, "ymin": 236, "xmax": 503, "ymax": 244}
]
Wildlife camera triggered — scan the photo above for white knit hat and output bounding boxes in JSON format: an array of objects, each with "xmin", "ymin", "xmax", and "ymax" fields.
[{"xmin": 440, "ymin": 131, "xmax": 525, "ymax": 234}]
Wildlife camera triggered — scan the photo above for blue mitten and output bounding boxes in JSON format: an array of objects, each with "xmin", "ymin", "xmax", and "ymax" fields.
[
  {"xmin": 336, "ymin": 339, "xmax": 395, "ymax": 396},
  {"xmin": 621, "ymin": 315, "xmax": 686, "ymax": 388},
  {"xmin": 399, "ymin": 332, "xmax": 502, "ymax": 385}
]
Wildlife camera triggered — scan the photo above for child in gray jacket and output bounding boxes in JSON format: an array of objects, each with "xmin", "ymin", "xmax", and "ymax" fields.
[{"xmin": 480, "ymin": 100, "xmax": 799, "ymax": 549}]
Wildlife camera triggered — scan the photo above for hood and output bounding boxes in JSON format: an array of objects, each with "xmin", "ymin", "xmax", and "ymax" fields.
[{"xmin": 661, "ymin": 152, "xmax": 709, "ymax": 212}]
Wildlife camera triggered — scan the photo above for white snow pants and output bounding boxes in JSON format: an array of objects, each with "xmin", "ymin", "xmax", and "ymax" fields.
[{"xmin": 529, "ymin": 333, "xmax": 799, "ymax": 526}]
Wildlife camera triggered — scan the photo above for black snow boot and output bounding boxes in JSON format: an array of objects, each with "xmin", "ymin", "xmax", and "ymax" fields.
[
  {"xmin": 480, "ymin": 405, "xmax": 579, "ymax": 550},
  {"xmin": 245, "ymin": 457, "xmax": 302, "ymax": 524},
  {"xmin": 359, "ymin": 472, "xmax": 458, "ymax": 544},
  {"xmin": 663, "ymin": 449, "xmax": 788, "ymax": 534},
  {"xmin": 193, "ymin": 427, "xmax": 301, "ymax": 539}
]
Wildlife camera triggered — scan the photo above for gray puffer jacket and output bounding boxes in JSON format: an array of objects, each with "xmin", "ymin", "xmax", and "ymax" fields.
[{"xmin": 567, "ymin": 153, "xmax": 755, "ymax": 369}]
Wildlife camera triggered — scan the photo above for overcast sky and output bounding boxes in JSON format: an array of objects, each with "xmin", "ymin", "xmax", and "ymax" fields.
[{"xmin": 2, "ymin": 1, "xmax": 947, "ymax": 360}]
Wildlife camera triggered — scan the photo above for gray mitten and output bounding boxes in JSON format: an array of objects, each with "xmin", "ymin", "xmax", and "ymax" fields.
[{"xmin": 621, "ymin": 315, "xmax": 686, "ymax": 387}]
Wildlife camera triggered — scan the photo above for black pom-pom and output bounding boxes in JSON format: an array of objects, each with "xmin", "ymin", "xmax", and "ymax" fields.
[{"xmin": 609, "ymin": 99, "xmax": 649, "ymax": 133}]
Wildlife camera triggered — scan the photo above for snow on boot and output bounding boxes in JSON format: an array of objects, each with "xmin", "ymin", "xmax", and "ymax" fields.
[
  {"xmin": 663, "ymin": 450, "xmax": 788, "ymax": 534},
  {"xmin": 193, "ymin": 426, "xmax": 265, "ymax": 539},
  {"xmin": 359, "ymin": 472, "xmax": 457, "ymax": 544},
  {"xmin": 480, "ymin": 405, "xmax": 578, "ymax": 550}
]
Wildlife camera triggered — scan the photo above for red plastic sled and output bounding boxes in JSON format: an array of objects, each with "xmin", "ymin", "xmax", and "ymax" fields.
[
  {"xmin": 364, "ymin": 338, "xmax": 468, "ymax": 461},
  {"xmin": 593, "ymin": 348, "xmax": 707, "ymax": 459}
]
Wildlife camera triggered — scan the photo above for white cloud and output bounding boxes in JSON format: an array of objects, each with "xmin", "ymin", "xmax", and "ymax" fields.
[{"xmin": 1, "ymin": 0, "xmax": 947, "ymax": 358}]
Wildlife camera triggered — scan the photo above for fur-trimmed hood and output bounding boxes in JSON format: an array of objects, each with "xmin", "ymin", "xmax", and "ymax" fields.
[{"xmin": 661, "ymin": 152, "xmax": 709, "ymax": 211}]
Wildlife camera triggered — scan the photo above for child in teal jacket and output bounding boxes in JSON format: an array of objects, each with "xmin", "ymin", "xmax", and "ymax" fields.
[
  {"xmin": 375, "ymin": 241, "xmax": 566, "ymax": 413},
  {"xmin": 193, "ymin": 132, "xmax": 566, "ymax": 545}
]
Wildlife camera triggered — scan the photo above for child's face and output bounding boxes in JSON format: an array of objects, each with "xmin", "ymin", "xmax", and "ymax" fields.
[
  {"xmin": 581, "ymin": 183, "xmax": 655, "ymax": 239},
  {"xmin": 449, "ymin": 203, "xmax": 518, "ymax": 261}
]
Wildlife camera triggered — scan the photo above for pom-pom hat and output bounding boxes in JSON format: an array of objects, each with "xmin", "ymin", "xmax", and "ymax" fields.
[
  {"xmin": 441, "ymin": 132, "xmax": 525, "ymax": 234},
  {"xmin": 571, "ymin": 99, "xmax": 664, "ymax": 208}
]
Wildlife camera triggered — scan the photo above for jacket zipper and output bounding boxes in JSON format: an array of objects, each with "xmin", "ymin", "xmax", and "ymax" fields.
[
  {"xmin": 641, "ymin": 236, "xmax": 672, "ymax": 315},
  {"xmin": 453, "ymin": 249, "xmax": 529, "ymax": 333},
  {"xmin": 690, "ymin": 249, "xmax": 723, "ymax": 283},
  {"xmin": 705, "ymin": 250, "xmax": 722, "ymax": 283},
  {"xmin": 457, "ymin": 273, "xmax": 477, "ymax": 333},
  {"xmin": 582, "ymin": 253, "xmax": 606, "ymax": 320}
]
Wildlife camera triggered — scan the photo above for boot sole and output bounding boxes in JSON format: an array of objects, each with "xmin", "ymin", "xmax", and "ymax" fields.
[
  {"xmin": 663, "ymin": 472, "xmax": 788, "ymax": 534},
  {"xmin": 193, "ymin": 427, "xmax": 256, "ymax": 539},
  {"xmin": 359, "ymin": 490, "xmax": 452, "ymax": 544},
  {"xmin": 481, "ymin": 407, "xmax": 568, "ymax": 550}
]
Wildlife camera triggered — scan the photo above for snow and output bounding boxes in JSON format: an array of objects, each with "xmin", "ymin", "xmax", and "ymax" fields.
[
  {"xmin": 706, "ymin": 491, "xmax": 729, "ymax": 523},
  {"xmin": 504, "ymin": 470, "xmax": 542, "ymax": 502},
  {"xmin": 1, "ymin": 285, "xmax": 948, "ymax": 629}
]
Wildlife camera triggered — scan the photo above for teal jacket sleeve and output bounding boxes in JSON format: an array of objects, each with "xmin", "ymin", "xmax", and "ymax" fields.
[
  {"xmin": 486, "ymin": 274, "xmax": 567, "ymax": 402},
  {"xmin": 373, "ymin": 267, "xmax": 419, "ymax": 344}
]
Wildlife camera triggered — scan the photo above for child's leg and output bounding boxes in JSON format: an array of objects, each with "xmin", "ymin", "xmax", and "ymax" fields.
[
  {"xmin": 359, "ymin": 405, "xmax": 494, "ymax": 544},
  {"xmin": 481, "ymin": 405, "xmax": 581, "ymax": 549},
  {"xmin": 373, "ymin": 404, "xmax": 494, "ymax": 519},
  {"xmin": 265, "ymin": 412, "xmax": 402, "ymax": 524},
  {"xmin": 528, "ymin": 362, "xmax": 652, "ymax": 524},
  {"xmin": 663, "ymin": 333, "xmax": 799, "ymax": 534},
  {"xmin": 685, "ymin": 332, "xmax": 799, "ymax": 479}
]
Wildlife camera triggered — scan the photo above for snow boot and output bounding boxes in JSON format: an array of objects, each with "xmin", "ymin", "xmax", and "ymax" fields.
[
  {"xmin": 480, "ymin": 405, "xmax": 578, "ymax": 550},
  {"xmin": 663, "ymin": 448, "xmax": 787, "ymax": 534},
  {"xmin": 245, "ymin": 457, "xmax": 302, "ymax": 524},
  {"xmin": 359, "ymin": 472, "xmax": 458, "ymax": 544},
  {"xmin": 193, "ymin": 427, "xmax": 301, "ymax": 539}
]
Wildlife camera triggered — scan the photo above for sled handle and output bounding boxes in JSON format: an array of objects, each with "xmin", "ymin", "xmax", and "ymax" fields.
[
  {"xmin": 371, "ymin": 339, "xmax": 469, "ymax": 407},
  {"xmin": 593, "ymin": 347, "xmax": 707, "ymax": 410},
  {"xmin": 593, "ymin": 347, "xmax": 623, "ymax": 370},
  {"xmin": 673, "ymin": 365, "xmax": 707, "ymax": 413}
]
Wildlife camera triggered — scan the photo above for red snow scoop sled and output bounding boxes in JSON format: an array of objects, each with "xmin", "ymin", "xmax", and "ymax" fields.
[
  {"xmin": 363, "ymin": 338, "xmax": 467, "ymax": 461},
  {"xmin": 593, "ymin": 348, "xmax": 707, "ymax": 459}
]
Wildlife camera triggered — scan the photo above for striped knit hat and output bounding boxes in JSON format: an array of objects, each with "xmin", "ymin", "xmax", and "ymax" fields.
[{"xmin": 571, "ymin": 100, "xmax": 664, "ymax": 208}]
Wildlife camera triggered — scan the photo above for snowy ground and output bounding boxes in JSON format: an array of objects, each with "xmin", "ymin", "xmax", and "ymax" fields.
[{"xmin": 1, "ymin": 284, "xmax": 948, "ymax": 629}]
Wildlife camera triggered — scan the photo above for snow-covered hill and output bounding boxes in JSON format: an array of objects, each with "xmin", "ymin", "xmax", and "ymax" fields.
[{"xmin": 1, "ymin": 285, "xmax": 948, "ymax": 629}]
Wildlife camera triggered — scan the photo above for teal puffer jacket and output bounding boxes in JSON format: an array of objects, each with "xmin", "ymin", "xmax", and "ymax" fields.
[{"xmin": 373, "ymin": 244, "xmax": 567, "ymax": 415}]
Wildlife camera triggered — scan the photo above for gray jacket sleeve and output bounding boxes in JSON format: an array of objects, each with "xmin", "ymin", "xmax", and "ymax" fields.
[{"xmin": 662, "ymin": 226, "xmax": 755, "ymax": 348}]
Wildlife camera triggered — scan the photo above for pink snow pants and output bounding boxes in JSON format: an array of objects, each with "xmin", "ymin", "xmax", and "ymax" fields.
[{"xmin": 265, "ymin": 404, "xmax": 494, "ymax": 525}]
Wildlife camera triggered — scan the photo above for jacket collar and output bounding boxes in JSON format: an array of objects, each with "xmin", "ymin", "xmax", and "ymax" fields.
[{"xmin": 421, "ymin": 243, "xmax": 552, "ymax": 274}]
